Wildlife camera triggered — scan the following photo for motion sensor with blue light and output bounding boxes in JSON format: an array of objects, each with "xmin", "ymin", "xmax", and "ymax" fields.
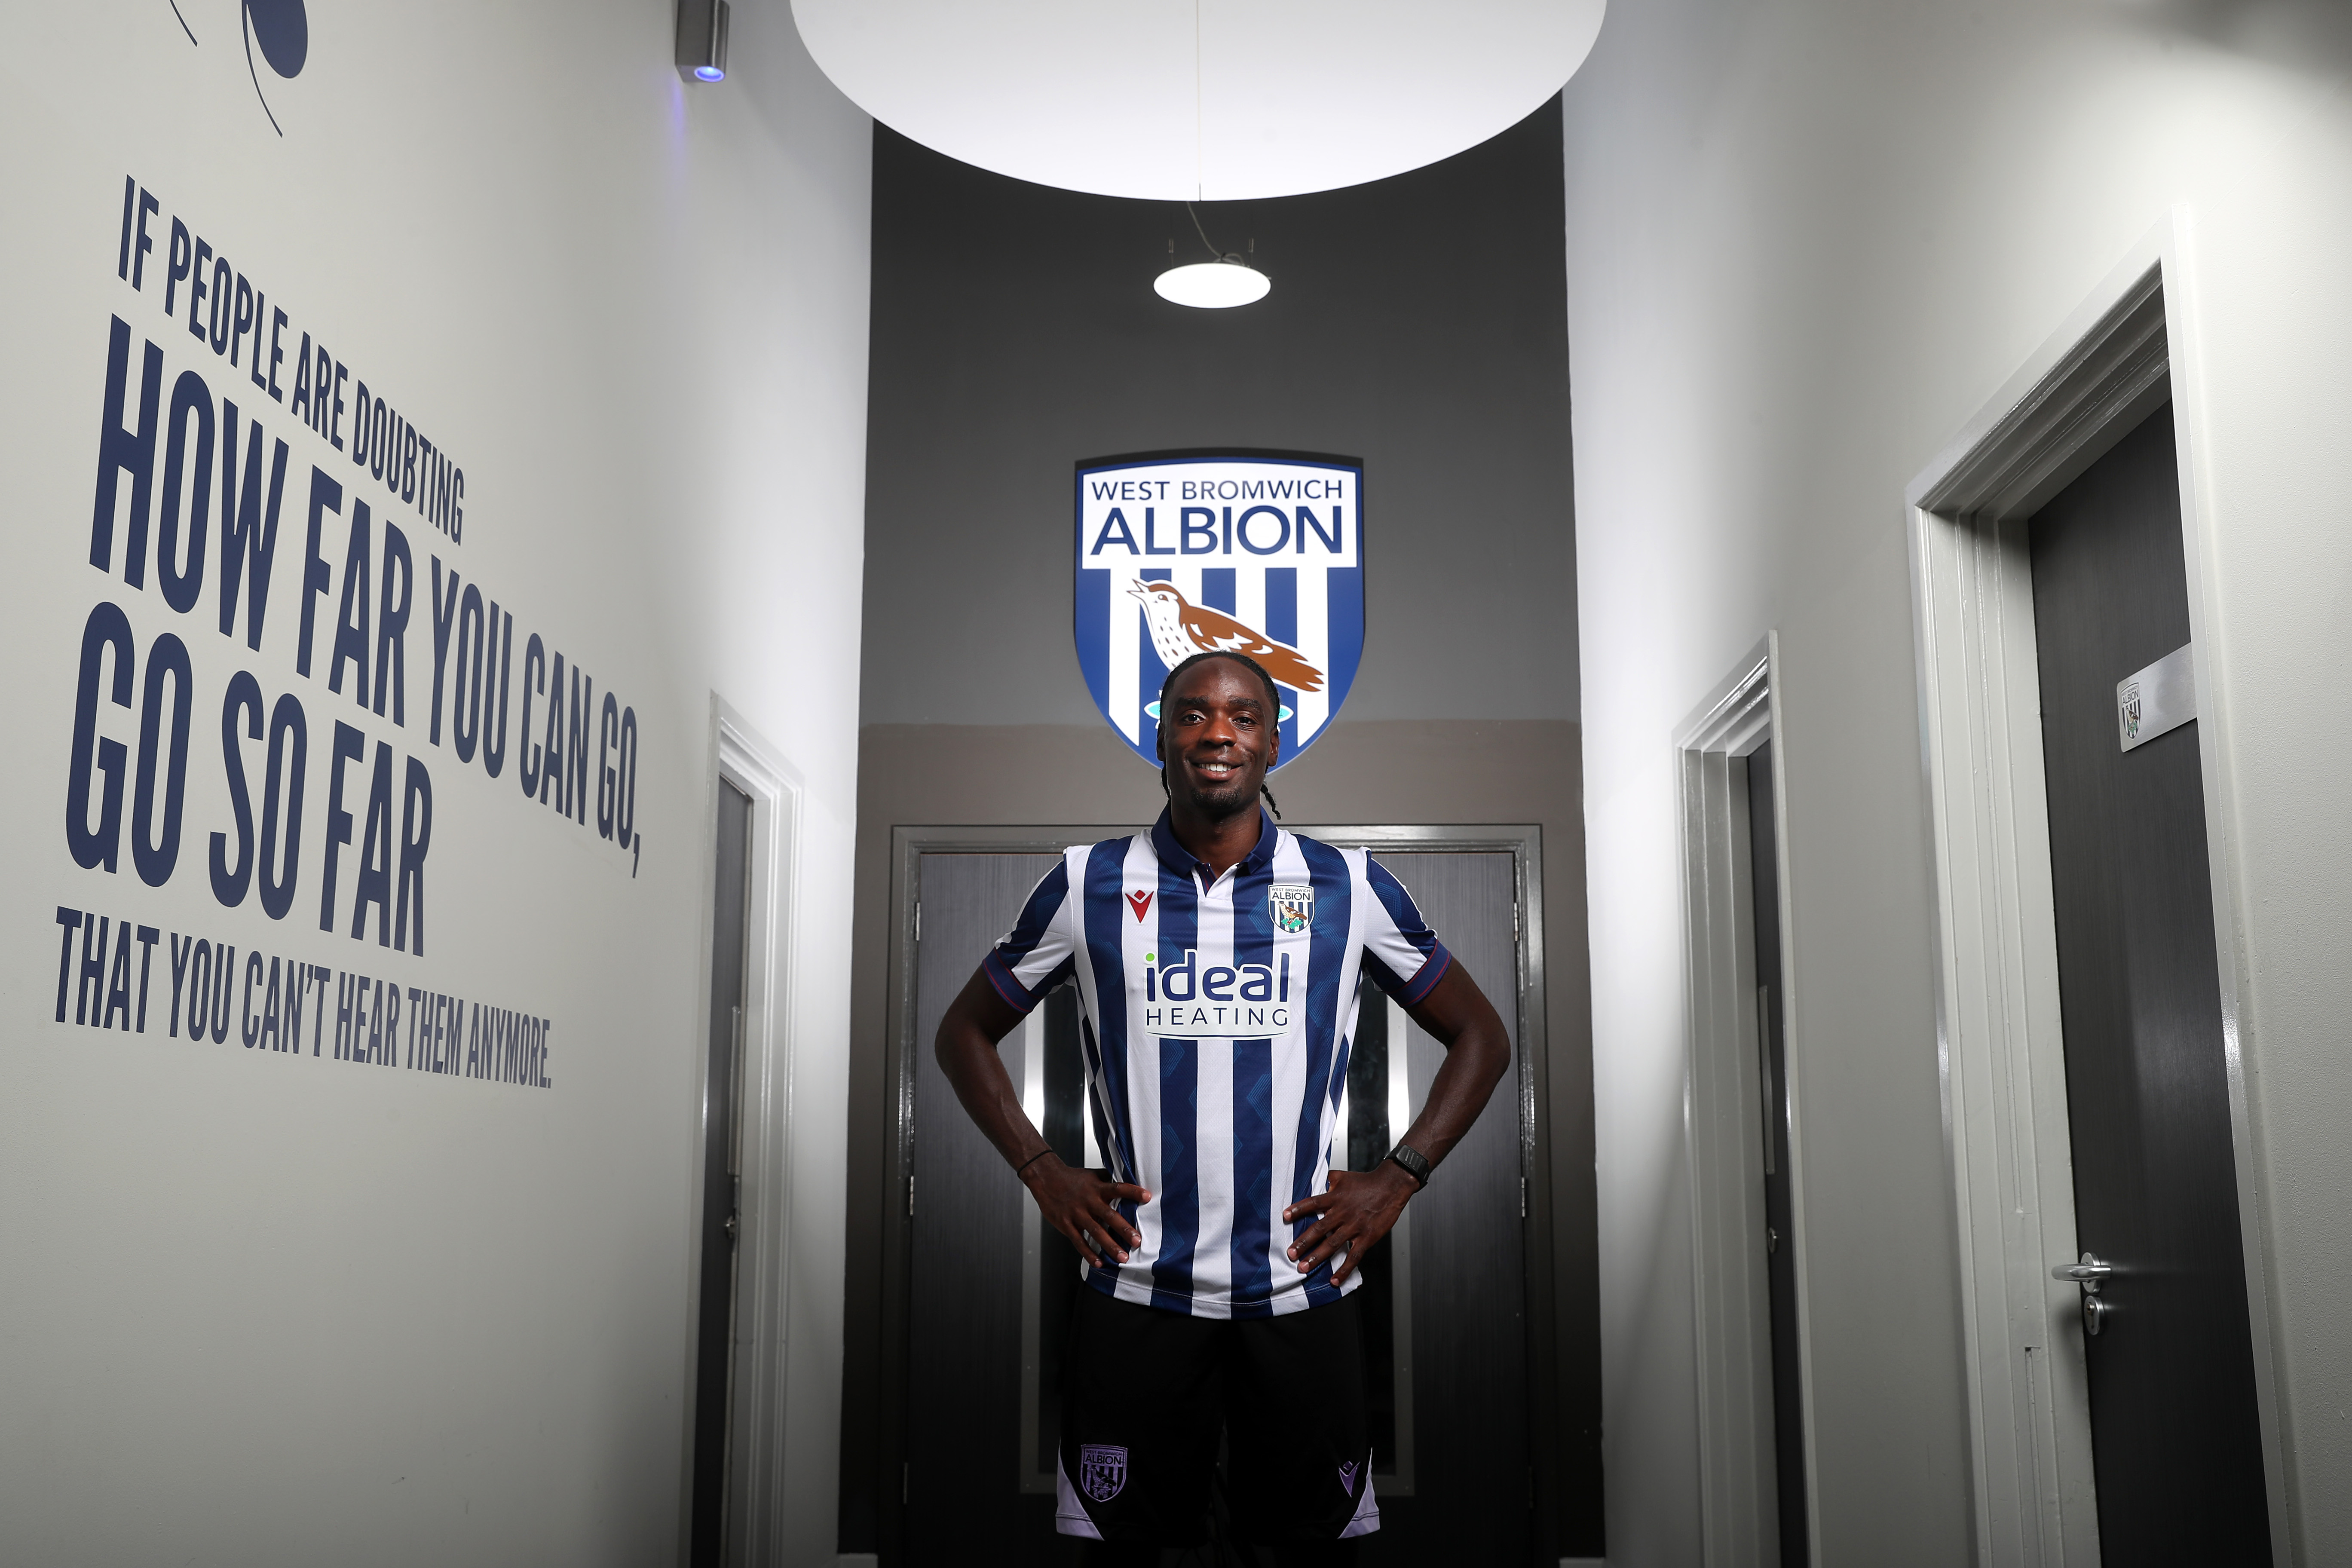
[{"xmin": 676, "ymin": 0, "xmax": 730, "ymax": 84}]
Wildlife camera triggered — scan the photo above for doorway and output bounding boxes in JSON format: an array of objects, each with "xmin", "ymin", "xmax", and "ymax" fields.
[
  {"xmin": 689, "ymin": 780, "xmax": 752, "ymax": 1567},
  {"xmin": 1674, "ymin": 642, "xmax": 1816, "ymax": 1565},
  {"xmin": 680, "ymin": 707, "xmax": 804, "ymax": 1568},
  {"xmin": 881, "ymin": 826, "xmax": 1549, "ymax": 1564},
  {"xmin": 1744, "ymin": 743, "xmax": 1806, "ymax": 1567},
  {"xmin": 1905, "ymin": 229, "xmax": 2289, "ymax": 1563},
  {"xmin": 2026, "ymin": 407, "xmax": 2269, "ymax": 1554}
]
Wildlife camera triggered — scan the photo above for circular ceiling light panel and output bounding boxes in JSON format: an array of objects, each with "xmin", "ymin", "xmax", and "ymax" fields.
[
  {"xmin": 1154, "ymin": 260, "xmax": 1272, "ymax": 309},
  {"xmin": 790, "ymin": 0, "xmax": 1607, "ymax": 201}
]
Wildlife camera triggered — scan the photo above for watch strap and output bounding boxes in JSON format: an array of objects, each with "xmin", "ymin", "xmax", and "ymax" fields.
[{"xmin": 1386, "ymin": 1142, "xmax": 1432, "ymax": 1188}]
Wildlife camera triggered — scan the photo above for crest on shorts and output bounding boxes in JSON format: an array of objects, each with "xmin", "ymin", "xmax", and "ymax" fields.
[
  {"xmin": 1079, "ymin": 1443, "xmax": 1128, "ymax": 1502},
  {"xmin": 1269, "ymin": 883, "xmax": 1314, "ymax": 934}
]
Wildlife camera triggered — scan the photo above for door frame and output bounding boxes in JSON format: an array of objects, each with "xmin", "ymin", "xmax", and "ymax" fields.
[
  {"xmin": 674, "ymin": 697, "xmax": 807, "ymax": 1567},
  {"xmin": 875, "ymin": 821, "xmax": 1554, "ymax": 1561},
  {"xmin": 1674, "ymin": 634, "xmax": 1820, "ymax": 1568},
  {"xmin": 1902, "ymin": 213, "xmax": 2290, "ymax": 1565}
]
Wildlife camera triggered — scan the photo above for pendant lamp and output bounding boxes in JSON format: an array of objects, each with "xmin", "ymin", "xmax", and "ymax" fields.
[{"xmin": 1156, "ymin": 208, "xmax": 1271, "ymax": 309}]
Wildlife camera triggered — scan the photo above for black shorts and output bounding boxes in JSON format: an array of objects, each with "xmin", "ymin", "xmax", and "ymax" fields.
[{"xmin": 1055, "ymin": 1284, "xmax": 1379, "ymax": 1545}]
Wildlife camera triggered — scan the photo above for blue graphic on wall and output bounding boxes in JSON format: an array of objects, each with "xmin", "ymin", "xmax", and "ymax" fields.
[
  {"xmin": 1074, "ymin": 454, "xmax": 1365, "ymax": 771},
  {"xmin": 169, "ymin": 0, "xmax": 309, "ymax": 135}
]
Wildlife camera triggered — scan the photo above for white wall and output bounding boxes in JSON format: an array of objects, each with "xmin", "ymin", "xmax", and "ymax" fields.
[
  {"xmin": 0, "ymin": 3, "xmax": 868, "ymax": 1564},
  {"xmin": 1562, "ymin": 0, "xmax": 2352, "ymax": 1560}
]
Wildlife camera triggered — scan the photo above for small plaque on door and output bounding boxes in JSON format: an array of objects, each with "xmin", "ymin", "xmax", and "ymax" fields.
[{"xmin": 2116, "ymin": 643, "xmax": 2195, "ymax": 753}]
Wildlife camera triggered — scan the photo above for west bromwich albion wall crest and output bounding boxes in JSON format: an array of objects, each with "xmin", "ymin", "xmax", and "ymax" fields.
[{"xmin": 1074, "ymin": 453, "xmax": 1364, "ymax": 769}]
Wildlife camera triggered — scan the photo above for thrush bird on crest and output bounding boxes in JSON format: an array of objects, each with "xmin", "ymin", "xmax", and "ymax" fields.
[{"xmin": 1130, "ymin": 579, "xmax": 1326, "ymax": 694}]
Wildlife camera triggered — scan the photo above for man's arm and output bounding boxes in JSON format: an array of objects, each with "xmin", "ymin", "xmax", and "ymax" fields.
[
  {"xmin": 934, "ymin": 966, "xmax": 1152, "ymax": 1265},
  {"xmin": 1280, "ymin": 959, "xmax": 1511, "ymax": 1284}
]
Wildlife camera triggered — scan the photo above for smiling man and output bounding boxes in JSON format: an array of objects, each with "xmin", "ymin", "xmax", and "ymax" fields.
[{"xmin": 933, "ymin": 650, "xmax": 1513, "ymax": 1564}]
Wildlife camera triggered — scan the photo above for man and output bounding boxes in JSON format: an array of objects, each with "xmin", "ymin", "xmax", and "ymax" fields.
[{"xmin": 934, "ymin": 650, "xmax": 1512, "ymax": 1563}]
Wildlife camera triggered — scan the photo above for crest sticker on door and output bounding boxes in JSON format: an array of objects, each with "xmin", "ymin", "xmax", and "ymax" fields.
[
  {"xmin": 1075, "ymin": 454, "xmax": 1365, "ymax": 771},
  {"xmin": 1269, "ymin": 883, "xmax": 1314, "ymax": 934}
]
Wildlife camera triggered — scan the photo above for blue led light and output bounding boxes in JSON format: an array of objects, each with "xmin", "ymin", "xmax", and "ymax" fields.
[{"xmin": 694, "ymin": 64, "xmax": 724, "ymax": 81}]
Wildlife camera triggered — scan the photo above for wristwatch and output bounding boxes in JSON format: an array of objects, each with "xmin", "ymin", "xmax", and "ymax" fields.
[{"xmin": 1385, "ymin": 1142, "xmax": 1432, "ymax": 1188}]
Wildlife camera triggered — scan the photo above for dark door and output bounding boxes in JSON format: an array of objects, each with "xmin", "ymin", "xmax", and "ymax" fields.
[
  {"xmin": 1745, "ymin": 744, "xmax": 1807, "ymax": 1564},
  {"xmin": 2030, "ymin": 407, "xmax": 2271, "ymax": 1558},
  {"xmin": 898, "ymin": 844, "xmax": 1534, "ymax": 1564},
  {"xmin": 1347, "ymin": 849, "xmax": 1530, "ymax": 1565},
  {"xmin": 904, "ymin": 851, "xmax": 1066, "ymax": 1561},
  {"xmin": 689, "ymin": 781, "xmax": 753, "ymax": 1566}
]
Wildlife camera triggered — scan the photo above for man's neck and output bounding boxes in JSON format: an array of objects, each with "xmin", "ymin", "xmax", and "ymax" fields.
[{"xmin": 1169, "ymin": 802, "xmax": 1262, "ymax": 882}]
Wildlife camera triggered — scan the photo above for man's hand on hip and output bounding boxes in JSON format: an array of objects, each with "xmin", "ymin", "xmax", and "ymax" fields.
[
  {"xmin": 1282, "ymin": 1162, "xmax": 1418, "ymax": 1286},
  {"xmin": 1022, "ymin": 1153, "xmax": 1152, "ymax": 1266}
]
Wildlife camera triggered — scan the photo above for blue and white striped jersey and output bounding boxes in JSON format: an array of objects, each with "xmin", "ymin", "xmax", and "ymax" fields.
[{"xmin": 982, "ymin": 809, "xmax": 1452, "ymax": 1319}]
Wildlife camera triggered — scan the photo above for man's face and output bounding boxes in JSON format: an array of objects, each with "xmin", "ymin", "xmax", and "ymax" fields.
[{"xmin": 1156, "ymin": 659, "xmax": 1280, "ymax": 820}]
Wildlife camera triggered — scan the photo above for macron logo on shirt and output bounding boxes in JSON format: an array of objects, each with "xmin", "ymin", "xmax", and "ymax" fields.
[{"xmin": 1127, "ymin": 889, "xmax": 1153, "ymax": 922}]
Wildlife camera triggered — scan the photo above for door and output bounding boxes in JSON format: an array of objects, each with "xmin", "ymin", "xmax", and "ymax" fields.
[
  {"xmin": 898, "ymin": 842, "xmax": 1534, "ymax": 1564},
  {"xmin": 1745, "ymin": 744, "xmax": 1807, "ymax": 1564},
  {"xmin": 2029, "ymin": 407, "xmax": 2271, "ymax": 1557},
  {"xmin": 905, "ymin": 851, "xmax": 1066, "ymax": 1559},
  {"xmin": 689, "ymin": 781, "xmax": 753, "ymax": 1565},
  {"xmin": 1347, "ymin": 848, "xmax": 1529, "ymax": 1564}
]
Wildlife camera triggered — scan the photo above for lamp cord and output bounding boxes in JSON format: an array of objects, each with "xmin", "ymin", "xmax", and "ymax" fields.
[
  {"xmin": 1185, "ymin": 202, "xmax": 1225, "ymax": 261},
  {"xmin": 1194, "ymin": 0, "xmax": 1204, "ymax": 202}
]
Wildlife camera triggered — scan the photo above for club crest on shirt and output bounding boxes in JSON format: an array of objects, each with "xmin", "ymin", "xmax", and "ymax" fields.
[
  {"xmin": 1269, "ymin": 883, "xmax": 1314, "ymax": 934},
  {"xmin": 1079, "ymin": 1443, "xmax": 1128, "ymax": 1502}
]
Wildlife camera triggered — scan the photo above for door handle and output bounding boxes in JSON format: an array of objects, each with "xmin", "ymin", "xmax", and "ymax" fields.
[{"xmin": 2052, "ymin": 1253, "xmax": 2112, "ymax": 1290}]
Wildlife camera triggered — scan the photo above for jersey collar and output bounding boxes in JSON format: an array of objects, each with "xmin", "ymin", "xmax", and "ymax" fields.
[{"xmin": 1149, "ymin": 806, "xmax": 1280, "ymax": 881}]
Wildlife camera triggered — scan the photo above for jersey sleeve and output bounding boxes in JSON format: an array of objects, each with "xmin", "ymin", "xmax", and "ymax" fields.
[
  {"xmin": 979, "ymin": 858, "xmax": 1078, "ymax": 1014},
  {"xmin": 1360, "ymin": 854, "xmax": 1454, "ymax": 1008}
]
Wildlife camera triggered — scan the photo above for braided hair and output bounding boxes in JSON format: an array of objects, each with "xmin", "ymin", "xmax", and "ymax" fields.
[{"xmin": 1155, "ymin": 650, "xmax": 1284, "ymax": 819}]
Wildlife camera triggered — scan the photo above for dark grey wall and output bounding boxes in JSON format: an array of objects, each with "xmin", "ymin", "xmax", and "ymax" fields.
[
  {"xmin": 841, "ymin": 101, "xmax": 1597, "ymax": 1561},
  {"xmin": 854, "ymin": 106, "xmax": 1579, "ymax": 728}
]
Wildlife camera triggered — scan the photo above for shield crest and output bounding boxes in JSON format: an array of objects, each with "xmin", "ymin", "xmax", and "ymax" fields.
[
  {"xmin": 1078, "ymin": 1443, "xmax": 1128, "ymax": 1502},
  {"xmin": 1075, "ymin": 454, "xmax": 1366, "ymax": 770},
  {"xmin": 1270, "ymin": 883, "xmax": 1314, "ymax": 934}
]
